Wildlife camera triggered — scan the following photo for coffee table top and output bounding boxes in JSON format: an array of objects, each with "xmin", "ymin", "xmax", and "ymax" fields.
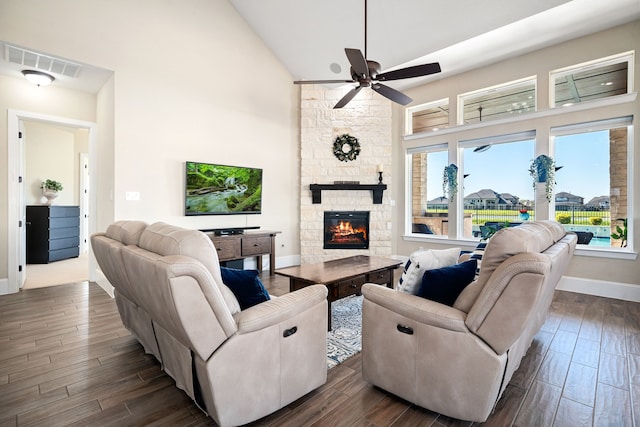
[{"xmin": 275, "ymin": 255, "xmax": 402, "ymax": 284}]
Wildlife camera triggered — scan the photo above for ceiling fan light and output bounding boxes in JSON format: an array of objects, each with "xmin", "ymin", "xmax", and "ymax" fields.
[{"xmin": 22, "ymin": 70, "xmax": 55, "ymax": 87}]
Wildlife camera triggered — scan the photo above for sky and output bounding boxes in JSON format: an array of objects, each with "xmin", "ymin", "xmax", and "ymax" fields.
[{"xmin": 426, "ymin": 130, "xmax": 610, "ymax": 203}]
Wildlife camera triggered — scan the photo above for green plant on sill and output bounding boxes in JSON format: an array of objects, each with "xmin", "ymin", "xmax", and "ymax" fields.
[
  {"xmin": 529, "ymin": 154, "xmax": 555, "ymax": 202},
  {"xmin": 41, "ymin": 179, "xmax": 63, "ymax": 192},
  {"xmin": 611, "ymin": 218, "xmax": 627, "ymax": 247}
]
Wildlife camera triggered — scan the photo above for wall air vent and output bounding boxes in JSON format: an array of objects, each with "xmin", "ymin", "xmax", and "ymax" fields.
[{"xmin": 5, "ymin": 44, "xmax": 81, "ymax": 78}]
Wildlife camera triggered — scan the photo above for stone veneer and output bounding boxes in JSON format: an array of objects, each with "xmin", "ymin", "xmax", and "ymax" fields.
[{"xmin": 300, "ymin": 85, "xmax": 393, "ymax": 263}]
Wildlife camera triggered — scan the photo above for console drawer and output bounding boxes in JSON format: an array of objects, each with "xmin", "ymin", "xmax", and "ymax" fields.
[
  {"xmin": 367, "ymin": 269, "xmax": 392, "ymax": 285},
  {"xmin": 337, "ymin": 275, "xmax": 366, "ymax": 298},
  {"xmin": 241, "ymin": 236, "xmax": 271, "ymax": 256},
  {"xmin": 211, "ymin": 239, "xmax": 240, "ymax": 260}
]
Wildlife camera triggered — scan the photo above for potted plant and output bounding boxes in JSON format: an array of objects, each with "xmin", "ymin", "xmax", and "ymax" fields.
[
  {"xmin": 529, "ymin": 155, "xmax": 555, "ymax": 202},
  {"xmin": 611, "ymin": 218, "xmax": 627, "ymax": 247},
  {"xmin": 442, "ymin": 164, "xmax": 458, "ymax": 199},
  {"xmin": 41, "ymin": 179, "xmax": 63, "ymax": 205}
]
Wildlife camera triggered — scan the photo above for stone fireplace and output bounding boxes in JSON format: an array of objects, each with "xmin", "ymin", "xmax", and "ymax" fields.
[
  {"xmin": 324, "ymin": 211, "xmax": 370, "ymax": 250},
  {"xmin": 299, "ymin": 85, "xmax": 393, "ymax": 264}
]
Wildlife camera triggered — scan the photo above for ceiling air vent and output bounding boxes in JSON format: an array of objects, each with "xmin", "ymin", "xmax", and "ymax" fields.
[{"xmin": 5, "ymin": 44, "xmax": 81, "ymax": 78}]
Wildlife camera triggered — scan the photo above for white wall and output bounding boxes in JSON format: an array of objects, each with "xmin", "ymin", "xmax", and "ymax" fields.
[
  {"xmin": 0, "ymin": 0, "xmax": 301, "ymax": 283},
  {"xmin": 24, "ymin": 121, "xmax": 76, "ymax": 206}
]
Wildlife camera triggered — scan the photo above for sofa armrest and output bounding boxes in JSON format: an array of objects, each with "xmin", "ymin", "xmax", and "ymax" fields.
[
  {"xmin": 361, "ymin": 283, "xmax": 467, "ymax": 332},
  {"xmin": 235, "ymin": 285, "xmax": 328, "ymax": 334}
]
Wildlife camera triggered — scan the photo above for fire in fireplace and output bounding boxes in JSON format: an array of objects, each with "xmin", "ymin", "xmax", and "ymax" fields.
[{"xmin": 324, "ymin": 211, "xmax": 370, "ymax": 249}]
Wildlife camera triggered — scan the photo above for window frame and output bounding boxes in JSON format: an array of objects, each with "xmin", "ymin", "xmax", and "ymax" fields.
[{"xmin": 549, "ymin": 51, "xmax": 635, "ymax": 108}]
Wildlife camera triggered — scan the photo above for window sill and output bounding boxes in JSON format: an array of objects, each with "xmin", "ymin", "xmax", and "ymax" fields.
[{"xmin": 404, "ymin": 234, "xmax": 638, "ymax": 261}]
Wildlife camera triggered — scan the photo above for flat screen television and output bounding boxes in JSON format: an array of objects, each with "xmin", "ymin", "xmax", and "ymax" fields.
[{"xmin": 185, "ymin": 161, "xmax": 262, "ymax": 215}]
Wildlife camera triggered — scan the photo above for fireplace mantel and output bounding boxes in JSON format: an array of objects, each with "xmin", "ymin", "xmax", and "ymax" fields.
[{"xmin": 310, "ymin": 183, "xmax": 387, "ymax": 204}]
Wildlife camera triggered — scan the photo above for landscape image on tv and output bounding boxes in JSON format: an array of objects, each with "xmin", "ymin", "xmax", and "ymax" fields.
[{"xmin": 185, "ymin": 161, "xmax": 262, "ymax": 215}]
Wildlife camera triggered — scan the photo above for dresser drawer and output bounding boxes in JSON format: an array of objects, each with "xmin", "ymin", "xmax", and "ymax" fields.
[
  {"xmin": 241, "ymin": 236, "xmax": 271, "ymax": 256},
  {"xmin": 211, "ymin": 239, "xmax": 240, "ymax": 260},
  {"xmin": 337, "ymin": 275, "xmax": 366, "ymax": 298},
  {"xmin": 367, "ymin": 269, "xmax": 392, "ymax": 285}
]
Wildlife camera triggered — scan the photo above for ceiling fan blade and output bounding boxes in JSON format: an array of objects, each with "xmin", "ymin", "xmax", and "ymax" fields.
[
  {"xmin": 371, "ymin": 83, "xmax": 413, "ymax": 105},
  {"xmin": 345, "ymin": 48, "xmax": 369, "ymax": 78},
  {"xmin": 334, "ymin": 86, "xmax": 363, "ymax": 109},
  {"xmin": 294, "ymin": 79, "xmax": 355, "ymax": 84},
  {"xmin": 376, "ymin": 62, "xmax": 441, "ymax": 81}
]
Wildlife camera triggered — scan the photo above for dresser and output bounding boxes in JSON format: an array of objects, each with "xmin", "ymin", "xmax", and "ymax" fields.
[{"xmin": 26, "ymin": 205, "xmax": 80, "ymax": 264}]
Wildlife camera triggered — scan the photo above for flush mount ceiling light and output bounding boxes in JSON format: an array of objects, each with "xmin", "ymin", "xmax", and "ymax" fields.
[{"xmin": 21, "ymin": 70, "xmax": 55, "ymax": 87}]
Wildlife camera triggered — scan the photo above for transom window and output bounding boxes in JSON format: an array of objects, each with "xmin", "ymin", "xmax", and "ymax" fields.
[
  {"xmin": 406, "ymin": 98, "xmax": 449, "ymax": 135},
  {"xmin": 458, "ymin": 77, "xmax": 536, "ymax": 125},
  {"xmin": 551, "ymin": 51, "xmax": 633, "ymax": 107}
]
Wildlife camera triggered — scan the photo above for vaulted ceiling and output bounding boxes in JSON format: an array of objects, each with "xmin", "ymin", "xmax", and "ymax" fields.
[{"xmin": 230, "ymin": 0, "xmax": 640, "ymax": 90}]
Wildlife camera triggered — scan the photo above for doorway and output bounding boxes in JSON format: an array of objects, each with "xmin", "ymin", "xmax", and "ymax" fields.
[{"xmin": 7, "ymin": 110, "xmax": 97, "ymax": 294}]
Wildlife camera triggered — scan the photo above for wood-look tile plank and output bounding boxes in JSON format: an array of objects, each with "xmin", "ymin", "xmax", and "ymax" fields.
[
  {"xmin": 627, "ymin": 332, "xmax": 640, "ymax": 355},
  {"xmin": 601, "ymin": 330, "xmax": 626, "ymax": 356},
  {"xmin": 512, "ymin": 380, "xmax": 562, "ymax": 427},
  {"xmin": 553, "ymin": 398, "xmax": 593, "ymax": 427},
  {"xmin": 629, "ymin": 353, "xmax": 640, "ymax": 385},
  {"xmin": 559, "ymin": 302, "xmax": 585, "ymax": 333},
  {"xmin": 477, "ymin": 384, "xmax": 526, "ymax": 427},
  {"xmin": 537, "ymin": 351, "xmax": 571, "ymax": 387},
  {"xmin": 509, "ymin": 351, "xmax": 544, "ymax": 389},
  {"xmin": 598, "ymin": 352, "xmax": 628, "ymax": 388},
  {"xmin": 549, "ymin": 330, "xmax": 578, "ymax": 355},
  {"xmin": 562, "ymin": 362, "xmax": 597, "ymax": 406},
  {"xmin": 19, "ymin": 400, "xmax": 103, "ymax": 427},
  {"xmin": 594, "ymin": 383, "xmax": 633, "ymax": 427},
  {"xmin": 364, "ymin": 394, "xmax": 413, "ymax": 427},
  {"xmin": 571, "ymin": 338, "xmax": 600, "ymax": 368}
]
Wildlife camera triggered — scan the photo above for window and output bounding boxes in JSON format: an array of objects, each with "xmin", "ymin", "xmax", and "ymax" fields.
[
  {"xmin": 551, "ymin": 52, "xmax": 633, "ymax": 107},
  {"xmin": 460, "ymin": 133, "xmax": 535, "ymax": 239},
  {"xmin": 458, "ymin": 77, "xmax": 536, "ymax": 125},
  {"xmin": 408, "ymin": 145, "xmax": 449, "ymax": 236},
  {"xmin": 406, "ymin": 98, "xmax": 449, "ymax": 135},
  {"xmin": 552, "ymin": 117, "xmax": 632, "ymax": 248}
]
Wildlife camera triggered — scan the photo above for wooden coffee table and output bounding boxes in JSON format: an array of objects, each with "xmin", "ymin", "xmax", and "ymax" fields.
[{"xmin": 275, "ymin": 255, "xmax": 402, "ymax": 330}]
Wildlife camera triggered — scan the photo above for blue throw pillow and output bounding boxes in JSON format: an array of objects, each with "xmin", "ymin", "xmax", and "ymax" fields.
[
  {"xmin": 417, "ymin": 259, "xmax": 477, "ymax": 306},
  {"xmin": 220, "ymin": 267, "xmax": 270, "ymax": 310}
]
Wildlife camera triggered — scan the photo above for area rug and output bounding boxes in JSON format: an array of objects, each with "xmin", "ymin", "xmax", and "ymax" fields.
[{"xmin": 327, "ymin": 295, "xmax": 363, "ymax": 369}]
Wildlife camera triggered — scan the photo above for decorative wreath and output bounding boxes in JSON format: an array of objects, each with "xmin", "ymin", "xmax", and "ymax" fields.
[{"xmin": 333, "ymin": 134, "xmax": 361, "ymax": 162}]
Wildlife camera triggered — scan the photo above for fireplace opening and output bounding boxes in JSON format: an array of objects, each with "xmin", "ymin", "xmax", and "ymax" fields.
[{"xmin": 324, "ymin": 211, "xmax": 370, "ymax": 249}]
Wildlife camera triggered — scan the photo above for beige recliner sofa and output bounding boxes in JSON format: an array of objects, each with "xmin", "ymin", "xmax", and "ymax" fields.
[
  {"xmin": 91, "ymin": 221, "xmax": 328, "ymax": 427},
  {"xmin": 361, "ymin": 220, "xmax": 577, "ymax": 422}
]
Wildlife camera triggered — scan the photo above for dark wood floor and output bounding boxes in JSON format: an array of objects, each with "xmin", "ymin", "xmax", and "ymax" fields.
[{"xmin": 1, "ymin": 273, "xmax": 639, "ymax": 426}]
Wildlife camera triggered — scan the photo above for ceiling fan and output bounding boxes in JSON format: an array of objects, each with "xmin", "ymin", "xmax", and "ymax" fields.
[{"xmin": 293, "ymin": 0, "xmax": 441, "ymax": 109}]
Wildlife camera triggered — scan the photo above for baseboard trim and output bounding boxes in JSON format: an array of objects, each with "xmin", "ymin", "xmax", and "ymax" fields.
[
  {"xmin": 557, "ymin": 276, "xmax": 640, "ymax": 303},
  {"xmin": 94, "ymin": 270, "xmax": 115, "ymax": 298},
  {"xmin": 0, "ymin": 278, "xmax": 8, "ymax": 295}
]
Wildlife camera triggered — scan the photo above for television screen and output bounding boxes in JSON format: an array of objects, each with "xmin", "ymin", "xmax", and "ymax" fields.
[{"xmin": 185, "ymin": 161, "xmax": 262, "ymax": 215}]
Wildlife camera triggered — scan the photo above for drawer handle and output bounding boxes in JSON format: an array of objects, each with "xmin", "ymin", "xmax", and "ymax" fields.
[
  {"xmin": 397, "ymin": 324, "xmax": 414, "ymax": 335},
  {"xmin": 283, "ymin": 326, "xmax": 297, "ymax": 338},
  {"xmin": 351, "ymin": 284, "xmax": 357, "ymax": 288}
]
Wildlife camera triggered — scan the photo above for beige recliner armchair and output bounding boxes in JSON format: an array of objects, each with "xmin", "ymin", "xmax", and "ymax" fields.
[
  {"xmin": 92, "ymin": 221, "xmax": 328, "ymax": 427},
  {"xmin": 361, "ymin": 220, "xmax": 576, "ymax": 422}
]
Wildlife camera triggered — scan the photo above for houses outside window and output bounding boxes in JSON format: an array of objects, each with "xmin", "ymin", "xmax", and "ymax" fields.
[
  {"xmin": 460, "ymin": 133, "xmax": 535, "ymax": 239},
  {"xmin": 552, "ymin": 117, "xmax": 632, "ymax": 247}
]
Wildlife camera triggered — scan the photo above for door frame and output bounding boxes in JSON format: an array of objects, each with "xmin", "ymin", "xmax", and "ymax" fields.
[{"xmin": 7, "ymin": 109, "xmax": 97, "ymax": 295}]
